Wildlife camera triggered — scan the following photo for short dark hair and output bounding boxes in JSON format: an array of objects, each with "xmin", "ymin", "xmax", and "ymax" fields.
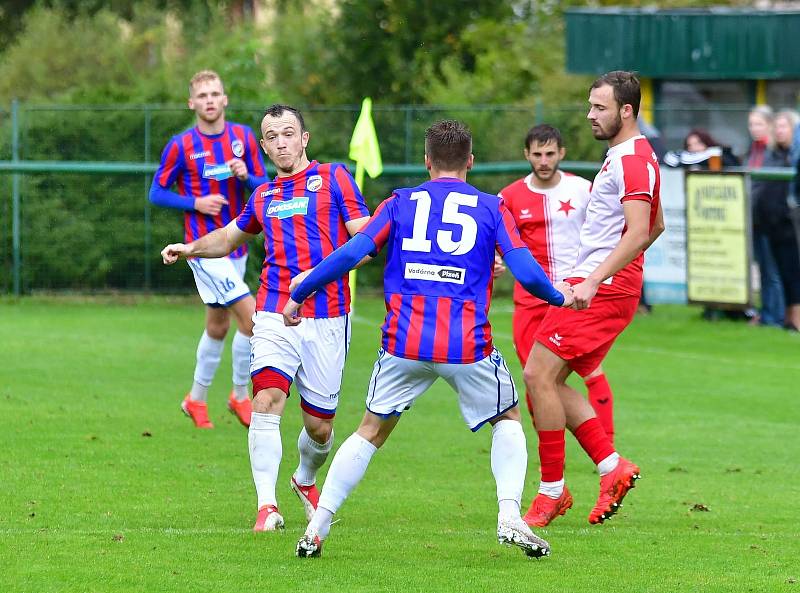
[
  {"xmin": 590, "ymin": 71, "xmax": 641, "ymax": 118},
  {"xmin": 424, "ymin": 120, "xmax": 472, "ymax": 170},
  {"xmin": 525, "ymin": 124, "xmax": 563, "ymax": 150},
  {"xmin": 263, "ymin": 103, "xmax": 306, "ymax": 132}
]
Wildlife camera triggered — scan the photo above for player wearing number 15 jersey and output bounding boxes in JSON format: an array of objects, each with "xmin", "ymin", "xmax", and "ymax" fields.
[{"xmin": 284, "ymin": 120, "xmax": 573, "ymax": 560}]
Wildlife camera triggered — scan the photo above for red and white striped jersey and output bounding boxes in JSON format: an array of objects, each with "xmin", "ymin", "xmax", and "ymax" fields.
[
  {"xmin": 499, "ymin": 172, "xmax": 591, "ymax": 308},
  {"xmin": 573, "ymin": 135, "xmax": 661, "ymax": 296}
]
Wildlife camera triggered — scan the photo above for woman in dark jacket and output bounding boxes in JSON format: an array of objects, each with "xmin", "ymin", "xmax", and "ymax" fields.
[
  {"xmin": 748, "ymin": 106, "xmax": 786, "ymax": 327},
  {"xmin": 752, "ymin": 109, "xmax": 800, "ymax": 330}
]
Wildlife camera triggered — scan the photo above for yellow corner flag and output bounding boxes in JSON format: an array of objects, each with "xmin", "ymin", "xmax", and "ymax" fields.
[
  {"xmin": 348, "ymin": 98, "xmax": 382, "ymax": 310},
  {"xmin": 349, "ymin": 97, "xmax": 383, "ymax": 188}
]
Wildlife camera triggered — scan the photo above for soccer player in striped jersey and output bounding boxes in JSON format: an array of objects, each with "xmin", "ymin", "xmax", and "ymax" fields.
[
  {"xmin": 283, "ymin": 120, "xmax": 574, "ymax": 559},
  {"xmin": 525, "ymin": 71, "xmax": 664, "ymax": 527},
  {"xmin": 151, "ymin": 70, "xmax": 267, "ymax": 429},
  {"xmin": 161, "ymin": 104, "xmax": 371, "ymax": 533},
  {"xmin": 497, "ymin": 124, "xmax": 619, "ymax": 526}
]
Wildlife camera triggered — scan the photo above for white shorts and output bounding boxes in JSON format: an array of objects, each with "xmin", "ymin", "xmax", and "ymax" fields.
[
  {"xmin": 250, "ymin": 311, "xmax": 351, "ymax": 417},
  {"xmin": 366, "ymin": 348, "xmax": 518, "ymax": 432},
  {"xmin": 187, "ymin": 255, "xmax": 250, "ymax": 307}
]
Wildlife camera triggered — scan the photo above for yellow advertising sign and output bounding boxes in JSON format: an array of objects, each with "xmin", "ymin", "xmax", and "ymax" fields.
[{"xmin": 685, "ymin": 172, "xmax": 751, "ymax": 306}]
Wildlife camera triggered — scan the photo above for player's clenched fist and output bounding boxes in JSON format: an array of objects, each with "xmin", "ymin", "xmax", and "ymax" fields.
[
  {"xmin": 226, "ymin": 158, "xmax": 249, "ymax": 181},
  {"xmin": 195, "ymin": 194, "xmax": 228, "ymax": 216},
  {"xmin": 554, "ymin": 281, "xmax": 575, "ymax": 309},
  {"xmin": 281, "ymin": 298, "xmax": 303, "ymax": 327},
  {"xmin": 161, "ymin": 243, "xmax": 191, "ymax": 264},
  {"xmin": 571, "ymin": 277, "xmax": 599, "ymax": 310}
]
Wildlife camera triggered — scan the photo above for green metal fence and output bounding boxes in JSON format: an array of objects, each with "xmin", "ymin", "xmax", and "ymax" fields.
[{"xmin": 0, "ymin": 102, "xmax": 795, "ymax": 295}]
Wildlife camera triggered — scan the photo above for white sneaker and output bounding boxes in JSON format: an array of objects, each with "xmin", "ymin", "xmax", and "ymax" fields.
[
  {"xmin": 296, "ymin": 529, "xmax": 323, "ymax": 558},
  {"xmin": 497, "ymin": 515, "xmax": 551, "ymax": 558},
  {"xmin": 253, "ymin": 505, "xmax": 284, "ymax": 532}
]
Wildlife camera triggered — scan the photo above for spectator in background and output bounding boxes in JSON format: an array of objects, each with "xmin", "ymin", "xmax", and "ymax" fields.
[
  {"xmin": 752, "ymin": 109, "xmax": 800, "ymax": 331},
  {"xmin": 664, "ymin": 128, "xmax": 740, "ymax": 170},
  {"xmin": 666, "ymin": 129, "xmax": 744, "ymax": 322},
  {"xmin": 748, "ymin": 106, "xmax": 785, "ymax": 327}
]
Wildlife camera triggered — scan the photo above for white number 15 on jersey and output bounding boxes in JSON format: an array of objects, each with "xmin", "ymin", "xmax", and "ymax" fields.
[{"xmin": 401, "ymin": 190, "xmax": 478, "ymax": 256}]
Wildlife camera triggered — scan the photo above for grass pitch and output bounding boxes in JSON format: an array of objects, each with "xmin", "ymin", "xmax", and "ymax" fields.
[{"xmin": 1, "ymin": 296, "xmax": 798, "ymax": 593}]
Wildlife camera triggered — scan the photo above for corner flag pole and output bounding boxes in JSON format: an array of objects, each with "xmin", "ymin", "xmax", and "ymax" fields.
[{"xmin": 348, "ymin": 98, "xmax": 382, "ymax": 310}]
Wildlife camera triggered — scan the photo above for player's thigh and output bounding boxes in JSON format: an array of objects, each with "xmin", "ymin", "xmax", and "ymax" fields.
[
  {"xmin": 187, "ymin": 256, "xmax": 251, "ymax": 307},
  {"xmin": 365, "ymin": 350, "xmax": 437, "ymax": 418},
  {"xmin": 294, "ymin": 316, "xmax": 352, "ymax": 418},
  {"xmin": 439, "ymin": 348, "xmax": 519, "ymax": 432},
  {"xmin": 568, "ymin": 294, "xmax": 638, "ymax": 377},
  {"xmin": 250, "ymin": 311, "xmax": 302, "ymax": 380},
  {"xmin": 512, "ymin": 304, "xmax": 547, "ymax": 367},
  {"xmin": 228, "ymin": 294, "xmax": 256, "ymax": 335}
]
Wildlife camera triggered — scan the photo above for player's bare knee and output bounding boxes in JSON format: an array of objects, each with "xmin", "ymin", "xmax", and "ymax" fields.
[
  {"xmin": 252, "ymin": 388, "xmax": 286, "ymax": 414},
  {"xmin": 206, "ymin": 317, "xmax": 230, "ymax": 340},
  {"xmin": 304, "ymin": 417, "xmax": 333, "ymax": 444}
]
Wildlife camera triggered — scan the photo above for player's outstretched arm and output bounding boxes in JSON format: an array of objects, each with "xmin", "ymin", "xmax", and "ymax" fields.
[
  {"xmin": 161, "ymin": 220, "xmax": 253, "ymax": 264},
  {"xmin": 503, "ymin": 247, "xmax": 566, "ymax": 307},
  {"xmin": 281, "ymin": 233, "xmax": 377, "ymax": 326},
  {"xmin": 345, "ymin": 216, "xmax": 374, "ymax": 269}
]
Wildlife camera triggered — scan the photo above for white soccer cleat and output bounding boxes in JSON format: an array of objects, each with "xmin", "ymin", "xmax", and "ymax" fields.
[
  {"xmin": 296, "ymin": 529, "xmax": 323, "ymax": 558},
  {"xmin": 253, "ymin": 505, "xmax": 285, "ymax": 532},
  {"xmin": 497, "ymin": 515, "xmax": 551, "ymax": 558}
]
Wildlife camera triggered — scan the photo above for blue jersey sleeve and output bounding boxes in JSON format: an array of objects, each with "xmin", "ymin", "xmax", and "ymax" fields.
[
  {"xmin": 290, "ymin": 233, "xmax": 377, "ymax": 303},
  {"xmin": 153, "ymin": 137, "xmax": 184, "ymax": 191},
  {"xmin": 149, "ymin": 180, "xmax": 196, "ymax": 210},
  {"xmin": 504, "ymin": 247, "xmax": 565, "ymax": 306}
]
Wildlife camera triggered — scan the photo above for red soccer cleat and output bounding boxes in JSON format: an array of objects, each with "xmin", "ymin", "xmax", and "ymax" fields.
[
  {"xmin": 253, "ymin": 504, "xmax": 284, "ymax": 532},
  {"xmin": 290, "ymin": 476, "xmax": 320, "ymax": 521},
  {"xmin": 181, "ymin": 395, "xmax": 214, "ymax": 429},
  {"xmin": 523, "ymin": 487, "xmax": 573, "ymax": 527},
  {"xmin": 227, "ymin": 393, "xmax": 252, "ymax": 427},
  {"xmin": 589, "ymin": 457, "xmax": 640, "ymax": 524}
]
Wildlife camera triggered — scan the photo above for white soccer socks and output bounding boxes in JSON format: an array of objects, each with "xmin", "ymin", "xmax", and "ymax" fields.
[
  {"xmin": 490, "ymin": 419, "xmax": 527, "ymax": 518},
  {"xmin": 190, "ymin": 331, "xmax": 225, "ymax": 402},
  {"xmin": 295, "ymin": 427, "xmax": 334, "ymax": 486},
  {"xmin": 249, "ymin": 412, "xmax": 283, "ymax": 508},
  {"xmin": 231, "ymin": 330, "xmax": 251, "ymax": 401},
  {"xmin": 597, "ymin": 452, "xmax": 621, "ymax": 476},
  {"xmin": 310, "ymin": 433, "xmax": 377, "ymax": 539}
]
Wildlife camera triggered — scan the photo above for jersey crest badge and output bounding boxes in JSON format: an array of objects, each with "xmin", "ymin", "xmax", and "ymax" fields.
[
  {"xmin": 306, "ymin": 175, "xmax": 323, "ymax": 192},
  {"xmin": 231, "ymin": 139, "xmax": 245, "ymax": 158}
]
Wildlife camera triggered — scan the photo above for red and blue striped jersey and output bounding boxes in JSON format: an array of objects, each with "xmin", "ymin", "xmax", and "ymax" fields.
[
  {"xmin": 236, "ymin": 161, "xmax": 370, "ymax": 318},
  {"xmin": 154, "ymin": 122, "xmax": 266, "ymax": 258},
  {"xmin": 359, "ymin": 178, "xmax": 527, "ymax": 364}
]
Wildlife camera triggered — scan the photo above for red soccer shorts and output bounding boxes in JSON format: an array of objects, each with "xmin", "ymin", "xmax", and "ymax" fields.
[
  {"xmin": 512, "ymin": 301, "xmax": 550, "ymax": 368},
  {"xmin": 534, "ymin": 286, "xmax": 639, "ymax": 377}
]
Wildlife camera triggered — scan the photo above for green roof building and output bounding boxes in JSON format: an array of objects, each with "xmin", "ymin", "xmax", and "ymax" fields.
[{"xmin": 566, "ymin": 8, "xmax": 800, "ymax": 155}]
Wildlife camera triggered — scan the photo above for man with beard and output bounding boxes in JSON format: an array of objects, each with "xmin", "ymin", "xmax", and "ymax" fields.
[
  {"xmin": 150, "ymin": 70, "xmax": 267, "ymax": 429},
  {"xmin": 496, "ymin": 124, "xmax": 620, "ymax": 526},
  {"xmin": 522, "ymin": 71, "xmax": 664, "ymax": 527}
]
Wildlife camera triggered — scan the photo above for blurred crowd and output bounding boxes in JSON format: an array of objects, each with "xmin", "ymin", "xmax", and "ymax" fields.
[{"xmin": 660, "ymin": 107, "xmax": 800, "ymax": 331}]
